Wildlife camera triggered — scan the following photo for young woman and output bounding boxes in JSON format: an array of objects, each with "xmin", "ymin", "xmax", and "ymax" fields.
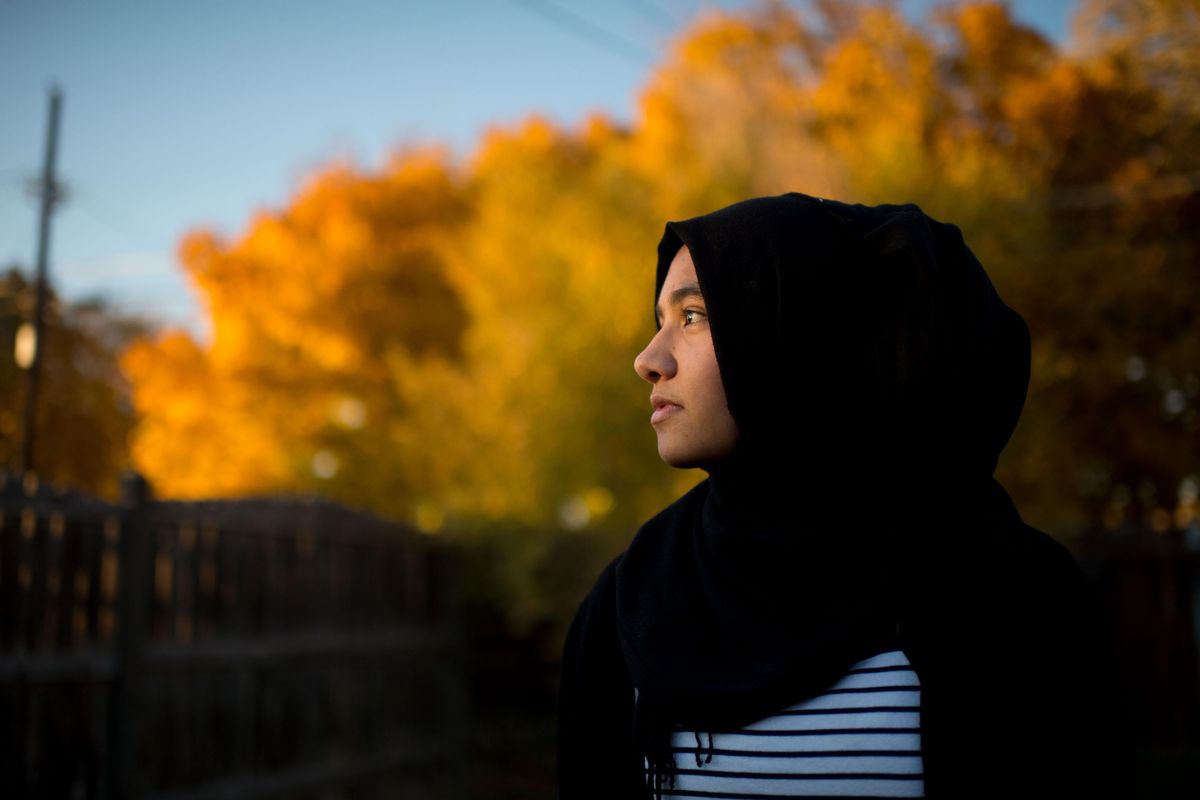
[{"xmin": 556, "ymin": 192, "xmax": 1136, "ymax": 799}]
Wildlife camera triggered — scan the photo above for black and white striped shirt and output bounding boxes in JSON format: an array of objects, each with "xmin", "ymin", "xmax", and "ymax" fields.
[{"xmin": 637, "ymin": 648, "xmax": 925, "ymax": 798}]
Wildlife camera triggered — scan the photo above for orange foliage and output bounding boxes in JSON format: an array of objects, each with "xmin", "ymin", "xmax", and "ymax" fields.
[
  {"xmin": 121, "ymin": 148, "xmax": 469, "ymax": 511},
  {"xmin": 119, "ymin": 0, "xmax": 1200, "ymax": 545}
]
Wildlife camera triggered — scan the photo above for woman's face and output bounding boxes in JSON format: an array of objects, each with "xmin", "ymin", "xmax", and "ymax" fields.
[{"xmin": 634, "ymin": 244, "xmax": 740, "ymax": 469}]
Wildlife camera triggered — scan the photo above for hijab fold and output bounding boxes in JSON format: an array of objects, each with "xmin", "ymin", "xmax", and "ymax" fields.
[{"xmin": 612, "ymin": 192, "xmax": 1033, "ymax": 798}]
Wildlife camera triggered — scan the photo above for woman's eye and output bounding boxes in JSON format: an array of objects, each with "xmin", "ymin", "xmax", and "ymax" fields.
[{"xmin": 683, "ymin": 308, "xmax": 706, "ymax": 326}]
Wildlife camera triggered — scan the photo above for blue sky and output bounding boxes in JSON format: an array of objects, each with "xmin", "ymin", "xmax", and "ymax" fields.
[{"xmin": 0, "ymin": 0, "xmax": 1077, "ymax": 342}]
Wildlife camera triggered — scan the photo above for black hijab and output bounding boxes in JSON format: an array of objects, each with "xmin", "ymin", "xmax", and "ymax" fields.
[{"xmin": 613, "ymin": 192, "xmax": 1034, "ymax": 797}]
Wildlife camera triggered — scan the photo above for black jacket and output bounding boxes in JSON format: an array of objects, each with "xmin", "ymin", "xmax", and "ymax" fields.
[{"xmin": 557, "ymin": 500, "xmax": 1138, "ymax": 798}]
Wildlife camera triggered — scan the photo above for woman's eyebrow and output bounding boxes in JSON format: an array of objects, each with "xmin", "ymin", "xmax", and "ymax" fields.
[{"xmin": 655, "ymin": 282, "xmax": 704, "ymax": 325}]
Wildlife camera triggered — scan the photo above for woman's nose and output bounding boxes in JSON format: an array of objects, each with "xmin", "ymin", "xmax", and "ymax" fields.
[{"xmin": 634, "ymin": 332, "xmax": 674, "ymax": 384}]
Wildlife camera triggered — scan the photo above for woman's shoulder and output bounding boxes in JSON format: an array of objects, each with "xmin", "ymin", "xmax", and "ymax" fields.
[
  {"xmin": 964, "ymin": 482, "xmax": 1093, "ymax": 601},
  {"xmin": 559, "ymin": 551, "xmax": 636, "ymax": 746},
  {"xmin": 564, "ymin": 551, "xmax": 626, "ymax": 650},
  {"xmin": 586, "ymin": 551, "xmax": 624, "ymax": 604},
  {"xmin": 958, "ymin": 515, "xmax": 1113, "ymax": 676},
  {"xmin": 996, "ymin": 518, "xmax": 1093, "ymax": 602}
]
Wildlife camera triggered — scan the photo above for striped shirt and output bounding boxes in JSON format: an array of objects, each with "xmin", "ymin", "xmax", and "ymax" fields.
[{"xmin": 637, "ymin": 648, "xmax": 925, "ymax": 798}]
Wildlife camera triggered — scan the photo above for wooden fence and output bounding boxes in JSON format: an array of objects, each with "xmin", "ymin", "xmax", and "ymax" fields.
[
  {"xmin": 1076, "ymin": 521, "xmax": 1200, "ymax": 750},
  {"xmin": 0, "ymin": 470, "xmax": 467, "ymax": 800}
]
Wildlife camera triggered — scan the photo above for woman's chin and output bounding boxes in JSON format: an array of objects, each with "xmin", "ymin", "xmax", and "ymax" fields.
[
  {"xmin": 658, "ymin": 444, "xmax": 713, "ymax": 471},
  {"xmin": 657, "ymin": 445, "xmax": 691, "ymax": 469}
]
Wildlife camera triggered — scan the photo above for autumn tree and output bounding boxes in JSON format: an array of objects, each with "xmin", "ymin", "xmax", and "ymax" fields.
[
  {"xmin": 623, "ymin": 0, "xmax": 1198, "ymax": 536},
  {"xmin": 1, "ymin": 265, "xmax": 150, "ymax": 498},
  {"xmin": 1013, "ymin": 0, "xmax": 1200, "ymax": 533},
  {"xmin": 121, "ymin": 147, "xmax": 471, "ymax": 517},
  {"xmin": 119, "ymin": 0, "xmax": 1200, "ymax": 634}
]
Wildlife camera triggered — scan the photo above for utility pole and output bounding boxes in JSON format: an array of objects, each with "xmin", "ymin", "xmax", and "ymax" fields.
[{"xmin": 19, "ymin": 84, "xmax": 64, "ymax": 475}]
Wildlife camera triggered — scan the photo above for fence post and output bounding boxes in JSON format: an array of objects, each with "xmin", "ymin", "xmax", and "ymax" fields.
[
  {"xmin": 434, "ymin": 541, "xmax": 469, "ymax": 800},
  {"xmin": 105, "ymin": 471, "xmax": 154, "ymax": 800}
]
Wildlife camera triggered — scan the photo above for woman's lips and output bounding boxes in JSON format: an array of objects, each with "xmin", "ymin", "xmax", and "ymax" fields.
[{"xmin": 651, "ymin": 403, "xmax": 682, "ymax": 425}]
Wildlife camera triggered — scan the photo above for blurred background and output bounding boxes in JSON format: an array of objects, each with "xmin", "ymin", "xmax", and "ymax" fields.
[{"xmin": 2, "ymin": 0, "xmax": 1197, "ymax": 797}]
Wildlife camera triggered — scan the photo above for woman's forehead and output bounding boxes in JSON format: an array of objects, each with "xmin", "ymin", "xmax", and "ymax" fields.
[{"xmin": 667, "ymin": 243, "xmax": 694, "ymax": 276}]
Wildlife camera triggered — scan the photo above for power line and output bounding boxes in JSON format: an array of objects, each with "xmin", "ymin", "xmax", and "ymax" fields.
[
  {"xmin": 509, "ymin": 0, "xmax": 656, "ymax": 66},
  {"xmin": 617, "ymin": 0, "xmax": 682, "ymax": 30},
  {"xmin": 69, "ymin": 184, "xmax": 158, "ymax": 246},
  {"xmin": 1, "ymin": 170, "xmax": 157, "ymax": 245}
]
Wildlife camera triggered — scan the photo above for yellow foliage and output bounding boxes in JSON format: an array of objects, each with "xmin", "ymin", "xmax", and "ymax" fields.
[
  {"xmin": 123, "ymin": 149, "xmax": 469, "ymax": 511},
  {"xmin": 119, "ymin": 0, "xmax": 1200, "ymax": 548},
  {"xmin": 120, "ymin": 332, "xmax": 291, "ymax": 498}
]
